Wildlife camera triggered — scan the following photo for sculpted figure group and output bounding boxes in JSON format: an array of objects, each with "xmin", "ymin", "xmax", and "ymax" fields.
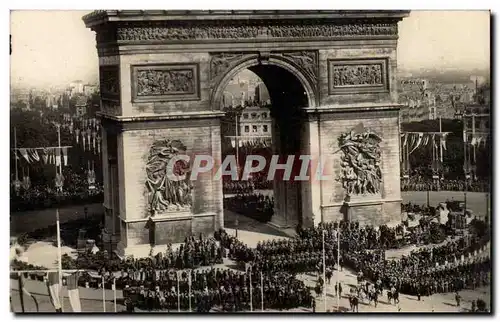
[{"xmin": 338, "ymin": 128, "xmax": 383, "ymax": 196}]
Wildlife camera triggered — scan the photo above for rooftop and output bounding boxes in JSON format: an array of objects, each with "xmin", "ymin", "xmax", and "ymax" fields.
[{"xmin": 83, "ymin": 10, "xmax": 410, "ymax": 28}]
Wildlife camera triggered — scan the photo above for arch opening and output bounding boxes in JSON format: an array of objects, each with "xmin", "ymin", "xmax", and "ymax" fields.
[{"xmin": 219, "ymin": 64, "xmax": 309, "ymax": 229}]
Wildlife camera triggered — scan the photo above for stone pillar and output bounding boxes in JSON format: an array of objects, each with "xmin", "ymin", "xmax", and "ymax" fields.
[{"xmin": 301, "ymin": 115, "xmax": 322, "ymax": 227}]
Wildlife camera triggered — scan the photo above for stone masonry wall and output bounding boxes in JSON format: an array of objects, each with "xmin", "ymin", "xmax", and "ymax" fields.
[{"xmin": 318, "ymin": 109, "xmax": 401, "ymax": 225}]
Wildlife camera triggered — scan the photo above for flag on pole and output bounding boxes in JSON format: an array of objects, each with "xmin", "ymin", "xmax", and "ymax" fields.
[
  {"xmin": 66, "ymin": 272, "xmax": 81, "ymax": 312},
  {"xmin": 19, "ymin": 148, "xmax": 30, "ymax": 163},
  {"xmin": 440, "ymin": 133, "xmax": 448, "ymax": 151},
  {"xmin": 55, "ymin": 148, "xmax": 61, "ymax": 167},
  {"xmin": 28, "ymin": 149, "xmax": 40, "ymax": 162},
  {"xmin": 422, "ymin": 134, "xmax": 430, "ymax": 147},
  {"xmin": 409, "ymin": 133, "xmax": 424, "ymax": 154},
  {"xmin": 18, "ymin": 273, "xmax": 40, "ymax": 312},
  {"xmin": 62, "ymin": 148, "xmax": 68, "ymax": 166},
  {"xmin": 47, "ymin": 272, "xmax": 62, "ymax": 312},
  {"xmin": 87, "ymin": 130, "xmax": 91, "ymax": 152},
  {"xmin": 403, "ymin": 133, "xmax": 408, "ymax": 148},
  {"xmin": 92, "ymin": 131, "xmax": 97, "ymax": 153}
]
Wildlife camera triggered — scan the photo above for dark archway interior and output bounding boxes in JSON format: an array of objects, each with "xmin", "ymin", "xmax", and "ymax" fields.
[
  {"xmin": 248, "ymin": 64, "xmax": 309, "ymax": 227},
  {"xmin": 248, "ymin": 65, "xmax": 309, "ymax": 155}
]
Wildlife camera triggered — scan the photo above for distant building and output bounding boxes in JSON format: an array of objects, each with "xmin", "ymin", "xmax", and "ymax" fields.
[
  {"xmin": 240, "ymin": 105, "xmax": 272, "ymax": 137},
  {"xmin": 398, "ymin": 78, "xmax": 436, "ymax": 122},
  {"xmin": 83, "ymin": 84, "xmax": 97, "ymax": 96},
  {"xmin": 70, "ymin": 80, "xmax": 85, "ymax": 95},
  {"xmin": 463, "ymin": 83, "xmax": 491, "ymax": 137},
  {"xmin": 75, "ymin": 95, "xmax": 88, "ymax": 117}
]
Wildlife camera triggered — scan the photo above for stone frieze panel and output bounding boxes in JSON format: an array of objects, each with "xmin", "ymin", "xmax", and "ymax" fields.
[
  {"xmin": 327, "ymin": 58, "xmax": 389, "ymax": 95},
  {"xmin": 131, "ymin": 63, "xmax": 200, "ymax": 103}
]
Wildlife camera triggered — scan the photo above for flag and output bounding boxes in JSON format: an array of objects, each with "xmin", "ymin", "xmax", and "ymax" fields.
[
  {"xmin": 409, "ymin": 133, "xmax": 424, "ymax": 154},
  {"xmin": 55, "ymin": 148, "xmax": 61, "ymax": 167},
  {"xmin": 62, "ymin": 148, "xmax": 68, "ymax": 166},
  {"xmin": 19, "ymin": 148, "xmax": 30, "ymax": 163},
  {"xmin": 28, "ymin": 149, "xmax": 40, "ymax": 162},
  {"xmin": 92, "ymin": 131, "xmax": 97, "ymax": 152},
  {"xmin": 18, "ymin": 273, "xmax": 40, "ymax": 312},
  {"xmin": 440, "ymin": 133, "xmax": 448, "ymax": 151},
  {"xmin": 47, "ymin": 272, "xmax": 62, "ymax": 311},
  {"xmin": 49, "ymin": 148, "xmax": 56, "ymax": 165},
  {"xmin": 403, "ymin": 133, "xmax": 408, "ymax": 148},
  {"xmin": 422, "ymin": 134, "xmax": 430, "ymax": 147},
  {"xmin": 66, "ymin": 272, "xmax": 81, "ymax": 312}
]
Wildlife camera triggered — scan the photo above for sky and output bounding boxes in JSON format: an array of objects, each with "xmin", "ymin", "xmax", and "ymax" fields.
[{"xmin": 10, "ymin": 10, "xmax": 490, "ymax": 89}]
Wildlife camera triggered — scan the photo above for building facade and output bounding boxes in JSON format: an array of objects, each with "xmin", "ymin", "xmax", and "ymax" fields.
[{"xmin": 84, "ymin": 10, "xmax": 409, "ymax": 256}]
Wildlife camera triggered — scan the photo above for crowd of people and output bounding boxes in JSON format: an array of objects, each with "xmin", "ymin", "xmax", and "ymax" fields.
[
  {"xmin": 217, "ymin": 217, "xmax": 490, "ymax": 299},
  {"xmin": 224, "ymin": 194, "xmax": 274, "ymax": 223},
  {"xmin": 123, "ymin": 270, "xmax": 312, "ymax": 312},
  {"xmin": 10, "ymin": 168, "xmax": 103, "ymax": 212},
  {"xmin": 222, "ymin": 177, "xmax": 273, "ymax": 195},
  {"xmin": 62, "ymin": 236, "xmax": 224, "ymax": 272},
  {"xmin": 401, "ymin": 178, "xmax": 489, "ymax": 192}
]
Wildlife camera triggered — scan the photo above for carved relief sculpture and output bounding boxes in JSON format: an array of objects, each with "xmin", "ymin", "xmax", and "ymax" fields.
[
  {"xmin": 132, "ymin": 64, "xmax": 200, "ymax": 102},
  {"xmin": 337, "ymin": 124, "xmax": 383, "ymax": 196},
  {"xmin": 116, "ymin": 22, "xmax": 398, "ymax": 42},
  {"xmin": 210, "ymin": 53, "xmax": 246, "ymax": 81},
  {"xmin": 328, "ymin": 59, "xmax": 388, "ymax": 95},
  {"xmin": 99, "ymin": 66, "xmax": 120, "ymax": 99},
  {"xmin": 333, "ymin": 64, "xmax": 382, "ymax": 86},
  {"xmin": 145, "ymin": 139, "xmax": 193, "ymax": 216},
  {"xmin": 281, "ymin": 51, "xmax": 319, "ymax": 87}
]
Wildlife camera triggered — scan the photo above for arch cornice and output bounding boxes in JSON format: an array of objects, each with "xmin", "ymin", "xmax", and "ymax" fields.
[{"xmin": 210, "ymin": 52, "xmax": 318, "ymax": 110}]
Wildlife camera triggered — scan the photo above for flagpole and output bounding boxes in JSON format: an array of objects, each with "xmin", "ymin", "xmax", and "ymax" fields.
[
  {"xmin": 188, "ymin": 270, "xmax": 192, "ymax": 312},
  {"xmin": 337, "ymin": 228, "xmax": 340, "ymax": 311},
  {"xmin": 57, "ymin": 124, "xmax": 62, "ymax": 175},
  {"xmin": 18, "ymin": 272, "xmax": 25, "ymax": 313},
  {"xmin": 14, "ymin": 127, "xmax": 19, "ymax": 182},
  {"xmin": 472, "ymin": 114, "xmax": 476, "ymax": 172},
  {"xmin": 102, "ymin": 276, "xmax": 106, "ymax": 312},
  {"xmin": 439, "ymin": 116, "xmax": 444, "ymax": 165},
  {"xmin": 322, "ymin": 229, "xmax": 326, "ymax": 312},
  {"xmin": 56, "ymin": 208, "xmax": 63, "ymax": 312},
  {"xmin": 260, "ymin": 271, "xmax": 264, "ymax": 312},
  {"xmin": 249, "ymin": 268, "xmax": 253, "ymax": 312},
  {"xmin": 177, "ymin": 272, "xmax": 180, "ymax": 312},
  {"xmin": 235, "ymin": 111, "xmax": 240, "ymax": 177},
  {"xmin": 113, "ymin": 277, "xmax": 117, "ymax": 313}
]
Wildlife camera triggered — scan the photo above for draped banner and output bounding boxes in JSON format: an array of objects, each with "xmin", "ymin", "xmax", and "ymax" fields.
[
  {"xmin": 62, "ymin": 147, "xmax": 68, "ymax": 166},
  {"xmin": 18, "ymin": 273, "xmax": 40, "ymax": 312},
  {"xmin": 47, "ymin": 272, "xmax": 62, "ymax": 311},
  {"xmin": 65, "ymin": 272, "xmax": 82, "ymax": 312},
  {"xmin": 401, "ymin": 132, "xmax": 451, "ymax": 155}
]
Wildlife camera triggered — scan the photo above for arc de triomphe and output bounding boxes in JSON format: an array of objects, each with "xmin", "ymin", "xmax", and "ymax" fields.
[{"xmin": 84, "ymin": 10, "xmax": 409, "ymax": 257}]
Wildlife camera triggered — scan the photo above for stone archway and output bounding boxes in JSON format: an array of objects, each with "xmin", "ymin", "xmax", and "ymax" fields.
[
  {"xmin": 84, "ymin": 10, "xmax": 410, "ymax": 257},
  {"xmin": 212, "ymin": 55, "xmax": 316, "ymax": 228}
]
